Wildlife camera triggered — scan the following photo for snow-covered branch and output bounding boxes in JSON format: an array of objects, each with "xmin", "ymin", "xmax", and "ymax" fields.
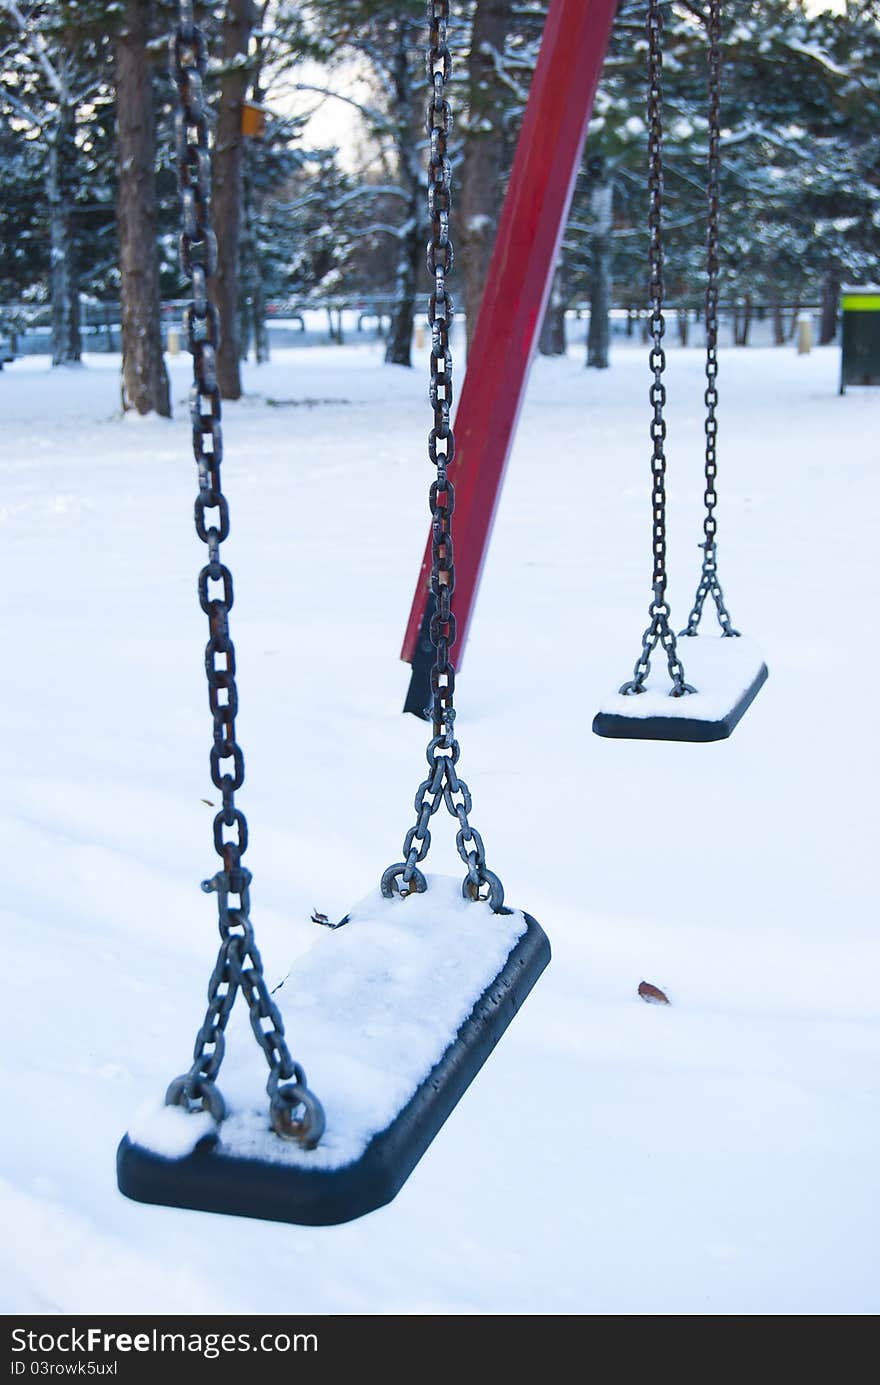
[
  {"xmin": 0, "ymin": 0, "xmax": 67, "ymax": 103},
  {"xmin": 0, "ymin": 84, "xmax": 43, "ymax": 131}
]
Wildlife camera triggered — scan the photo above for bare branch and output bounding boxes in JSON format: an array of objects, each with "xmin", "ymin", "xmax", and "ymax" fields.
[{"xmin": 286, "ymin": 82, "xmax": 390, "ymax": 133}]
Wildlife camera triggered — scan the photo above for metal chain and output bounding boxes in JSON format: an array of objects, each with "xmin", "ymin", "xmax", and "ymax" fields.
[
  {"xmin": 165, "ymin": 0, "xmax": 324, "ymax": 1149},
  {"xmin": 681, "ymin": 0, "xmax": 739, "ymax": 639},
  {"xmin": 621, "ymin": 0, "xmax": 694, "ymax": 697},
  {"xmin": 381, "ymin": 0, "xmax": 505, "ymax": 914}
]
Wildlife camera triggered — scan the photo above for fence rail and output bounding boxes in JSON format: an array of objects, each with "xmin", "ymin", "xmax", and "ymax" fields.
[{"xmin": 0, "ymin": 297, "xmax": 828, "ymax": 358}]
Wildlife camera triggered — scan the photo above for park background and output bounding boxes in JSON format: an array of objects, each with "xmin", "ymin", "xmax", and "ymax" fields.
[{"xmin": 0, "ymin": 0, "xmax": 878, "ymax": 1317}]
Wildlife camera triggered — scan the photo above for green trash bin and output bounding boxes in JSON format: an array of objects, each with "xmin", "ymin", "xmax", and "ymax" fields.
[{"xmin": 840, "ymin": 286, "xmax": 880, "ymax": 393}]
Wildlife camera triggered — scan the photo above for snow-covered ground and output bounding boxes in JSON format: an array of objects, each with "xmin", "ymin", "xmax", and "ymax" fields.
[{"xmin": 0, "ymin": 336, "xmax": 877, "ymax": 1314}]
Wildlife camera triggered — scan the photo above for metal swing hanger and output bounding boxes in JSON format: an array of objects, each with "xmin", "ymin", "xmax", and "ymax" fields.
[
  {"xmin": 680, "ymin": 0, "xmax": 739, "ymax": 641},
  {"xmin": 162, "ymin": 0, "xmax": 324, "ymax": 1150},
  {"xmin": 379, "ymin": 3, "xmax": 505, "ymax": 916},
  {"xmin": 591, "ymin": 0, "xmax": 767, "ymax": 744},
  {"xmin": 117, "ymin": 0, "xmax": 548, "ymax": 1228},
  {"xmin": 623, "ymin": 0, "xmax": 694, "ymax": 703}
]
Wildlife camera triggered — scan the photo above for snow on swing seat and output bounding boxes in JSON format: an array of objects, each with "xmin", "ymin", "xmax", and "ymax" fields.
[
  {"xmin": 117, "ymin": 876, "xmax": 549, "ymax": 1226},
  {"xmin": 592, "ymin": 634, "xmax": 768, "ymax": 743}
]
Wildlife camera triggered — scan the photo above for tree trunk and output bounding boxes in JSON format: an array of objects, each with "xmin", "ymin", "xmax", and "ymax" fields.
[
  {"xmin": 238, "ymin": 158, "xmax": 268, "ymax": 364},
  {"xmin": 538, "ymin": 261, "xmax": 567, "ymax": 356},
  {"xmin": 734, "ymin": 297, "xmax": 752, "ymax": 346},
  {"xmin": 239, "ymin": 158, "xmax": 269, "ymax": 364},
  {"xmin": 48, "ymin": 108, "xmax": 82, "ymax": 366},
  {"xmin": 255, "ymin": 288, "xmax": 269, "ymax": 362},
  {"xmin": 460, "ymin": 0, "xmax": 512, "ymax": 354},
  {"xmin": 115, "ymin": 0, "xmax": 171, "ymax": 416},
  {"xmin": 239, "ymin": 284, "xmax": 251, "ymax": 362},
  {"xmin": 385, "ymin": 209, "xmax": 421, "ymax": 366},
  {"xmin": 586, "ymin": 168, "xmax": 612, "ymax": 369},
  {"xmin": 772, "ymin": 297, "xmax": 785, "ymax": 347},
  {"xmin": 820, "ymin": 268, "xmax": 840, "ymax": 345},
  {"xmin": 677, "ymin": 308, "xmax": 689, "ymax": 346},
  {"xmin": 249, "ymin": 270, "xmax": 269, "ymax": 362},
  {"xmin": 385, "ymin": 35, "xmax": 422, "ymax": 368},
  {"xmin": 787, "ymin": 297, "xmax": 802, "ymax": 341},
  {"xmin": 210, "ymin": 0, "xmax": 251, "ymax": 400},
  {"xmin": 238, "ymin": 8, "xmax": 270, "ymax": 367}
]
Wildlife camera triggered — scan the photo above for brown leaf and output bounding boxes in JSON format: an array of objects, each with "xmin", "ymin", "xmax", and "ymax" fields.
[{"xmin": 638, "ymin": 980, "xmax": 670, "ymax": 1005}]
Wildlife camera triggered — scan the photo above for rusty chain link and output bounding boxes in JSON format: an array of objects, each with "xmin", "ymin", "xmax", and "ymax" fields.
[
  {"xmin": 382, "ymin": 0, "xmax": 505, "ymax": 914},
  {"xmin": 165, "ymin": 0, "xmax": 324, "ymax": 1149},
  {"xmin": 681, "ymin": 0, "xmax": 739, "ymax": 639},
  {"xmin": 621, "ymin": 0, "xmax": 694, "ymax": 698}
]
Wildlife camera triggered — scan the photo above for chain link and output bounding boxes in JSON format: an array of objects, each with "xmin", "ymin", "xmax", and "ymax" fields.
[
  {"xmin": 621, "ymin": 0, "xmax": 694, "ymax": 697},
  {"xmin": 681, "ymin": 0, "xmax": 739, "ymax": 640},
  {"xmin": 165, "ymin": 2, "xmax": 324, "ymax": 1149},
  {"xmin": 382, "ymin": 0, "xmax": 505, "ymax": 915}
]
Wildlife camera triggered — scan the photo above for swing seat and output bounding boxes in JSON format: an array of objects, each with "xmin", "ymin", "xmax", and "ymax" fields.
[
  {"xmin": 592, "ymin": 634, "xmax": 768, "ymax": 743},
  {"xmin": 117, "ymin": 877, "xmax": 549, "ymax": 1226}
]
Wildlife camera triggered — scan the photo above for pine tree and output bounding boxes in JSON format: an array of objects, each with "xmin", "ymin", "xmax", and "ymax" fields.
[{"xmin": 0, "ymin": 0, "xmax": 115, "ymax": 364}]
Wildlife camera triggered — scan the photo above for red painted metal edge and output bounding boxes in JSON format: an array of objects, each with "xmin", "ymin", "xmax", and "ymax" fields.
[{"xmin": 401, "ymin": 0, "xmax": 618, "ymax": 670}]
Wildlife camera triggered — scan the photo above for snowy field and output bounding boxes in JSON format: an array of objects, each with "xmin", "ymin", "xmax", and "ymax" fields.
[{"xmin": 0, "ymin": 336, "xmax": 877, "ymax": 1315}]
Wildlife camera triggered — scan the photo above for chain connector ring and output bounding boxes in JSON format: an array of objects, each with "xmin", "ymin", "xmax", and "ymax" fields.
[
  {"xmin": 270, "ymin": 1083, "xmax": 326, "ymax": 1149},
  {"xmin": 165, "ymin": 1073, "xmax": 226, "ymax": 1124},
  {"xmin": 462, "ymin": 869, "xmax": 505, "ymax": 914},
  {"xmin": 381, "ymin": 864, "xmax": 429, "ymax": 900}
]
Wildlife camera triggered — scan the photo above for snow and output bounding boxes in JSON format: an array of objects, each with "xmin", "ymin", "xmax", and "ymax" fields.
[
  {"xmin": 1, "ymin": 336, "xmax": 878, "ymax": 1314},
  {"xmin": 786, "ymin": 37, "xmax": 850, "ymax": 78},
  {"xmin": 466, "ymin": 214, "xmax": 493, "ymax": 234},
  {"xmin": 597, "ymin": 633, "xmax": 766, "ymax": 720},
  {"xmin": 128, "ymin": 1104, "xmax": 217, "ymax": 1161},
  {"xmin": 128, "ymin": 877, "xmax": 526, "ymax": 1170}
]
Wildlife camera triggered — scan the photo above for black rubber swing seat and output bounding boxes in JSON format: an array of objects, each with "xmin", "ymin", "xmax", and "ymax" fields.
[
  {"xmin": 117, "ymin": 881, "xmax": 549, "ymax": 1227},
  {"xmin": 592, "ymin": 635, "xmax": 768, "ymax": 743}
]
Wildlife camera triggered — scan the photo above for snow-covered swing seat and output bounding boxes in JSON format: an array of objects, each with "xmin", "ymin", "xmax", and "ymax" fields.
[
  {"xmin": 120, "ymin": 881, "xmax": 547, "ymax": 1226},
  {"xmin": 117, "ymin": 0, "xmax": 548, "ymax": 1228},
  {"xmin": 592, "ymin": 0, "xmax": 767, "ymax": 744}
]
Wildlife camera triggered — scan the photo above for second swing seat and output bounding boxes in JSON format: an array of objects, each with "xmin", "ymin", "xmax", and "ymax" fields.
[{"xmin": 592, "ymin": 634, "xmax": 768, "ymax": 743}]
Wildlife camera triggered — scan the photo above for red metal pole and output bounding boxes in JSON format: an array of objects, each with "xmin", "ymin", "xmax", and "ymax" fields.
[{"xmin": 401, "ymin": 0, "xmax": 618, "ymax": 714}]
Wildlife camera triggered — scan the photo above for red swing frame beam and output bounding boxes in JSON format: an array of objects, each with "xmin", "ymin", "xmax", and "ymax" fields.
[{"xmin": 401, "ymin": 0, "xmax": 618, "ymax": 713}]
